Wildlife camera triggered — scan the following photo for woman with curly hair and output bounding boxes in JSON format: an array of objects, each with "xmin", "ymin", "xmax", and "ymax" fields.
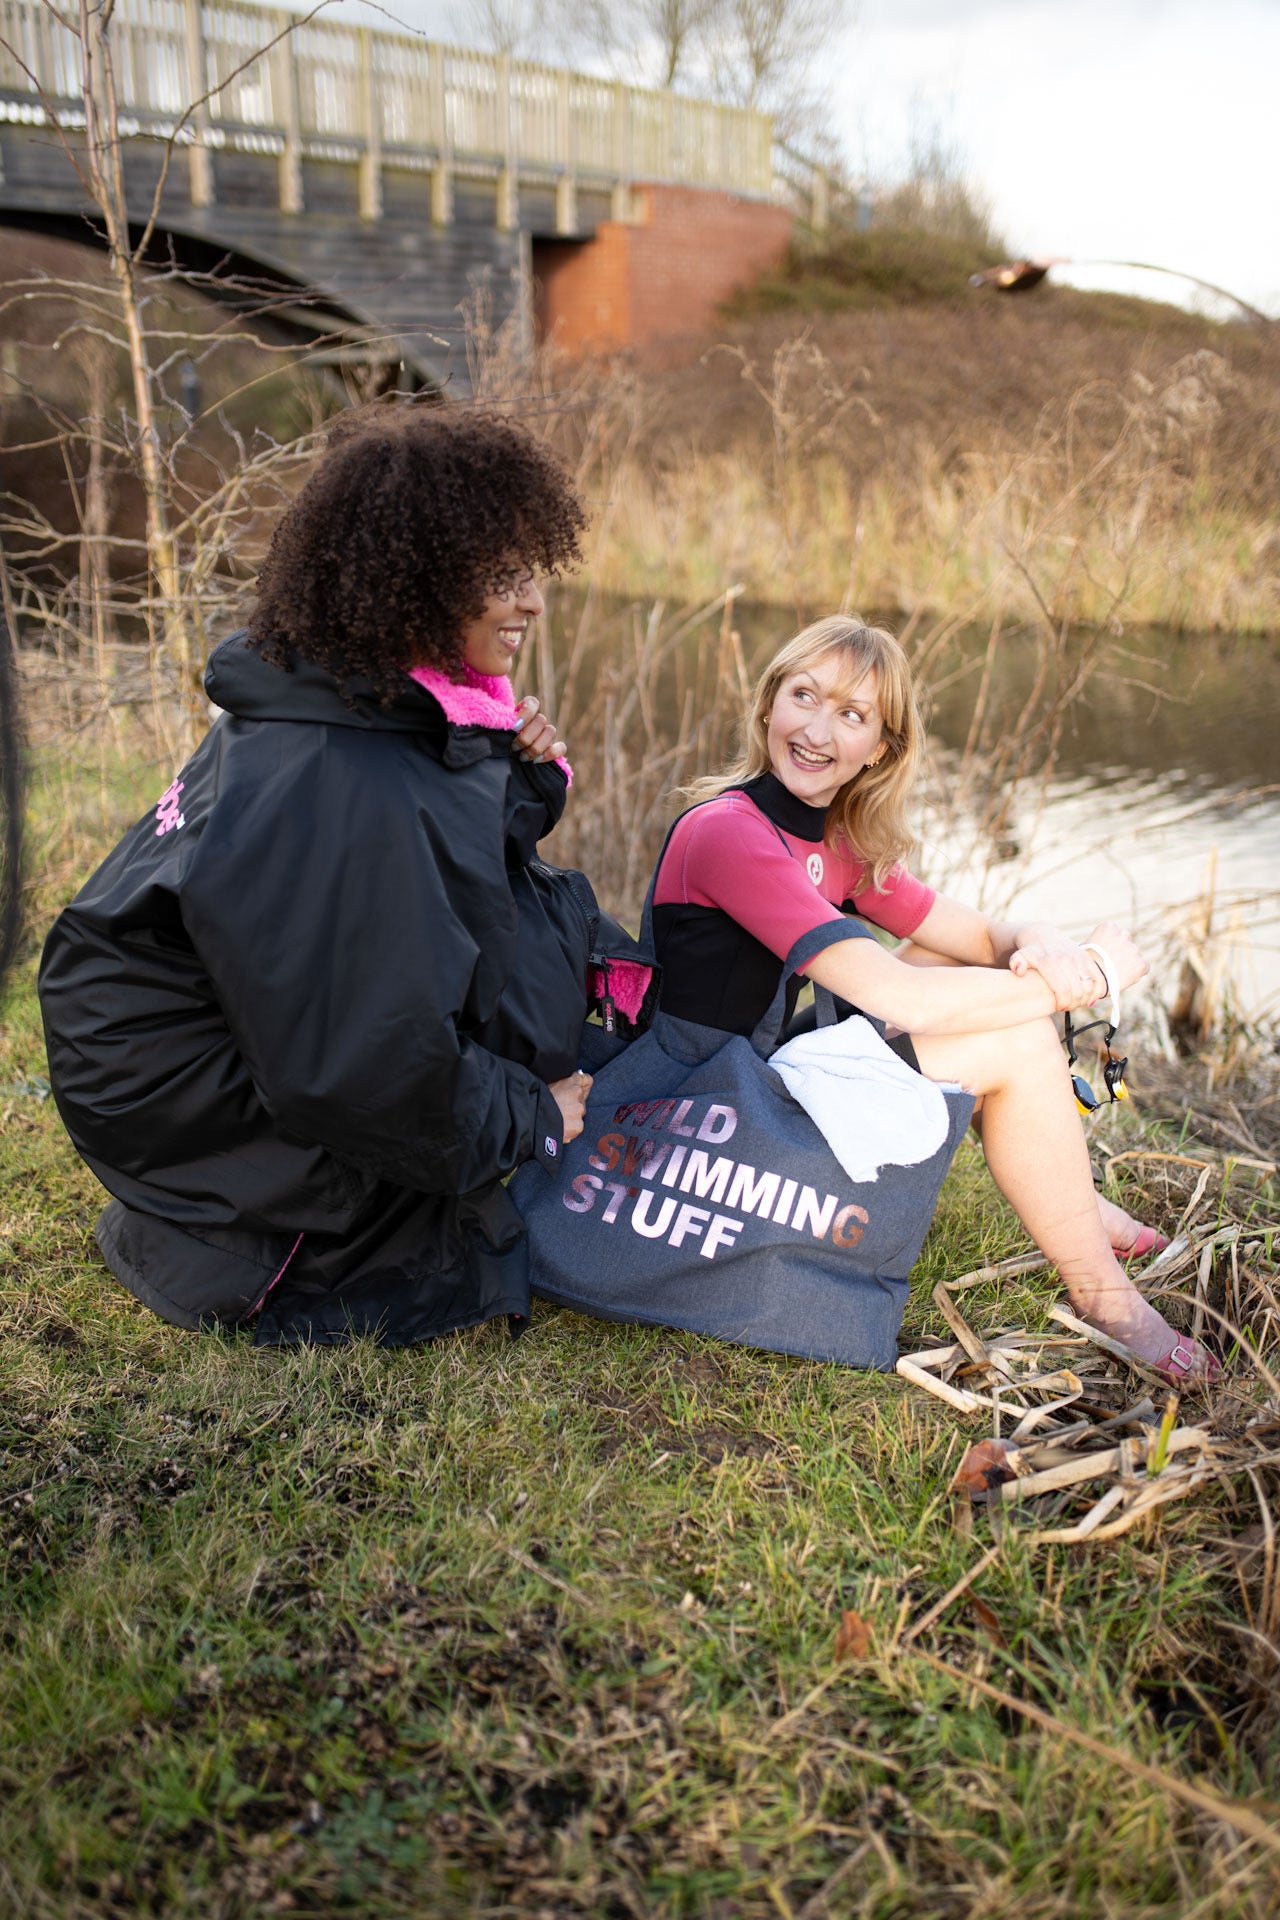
[{"xmin": 39, "ymin": 405, "xmax": 614, "ymax": 1346}]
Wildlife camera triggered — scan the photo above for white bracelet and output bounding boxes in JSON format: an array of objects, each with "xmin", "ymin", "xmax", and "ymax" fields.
[{"xmin": 1080, "ymin": 941, "xmax": 1120, "ymax": 1029}]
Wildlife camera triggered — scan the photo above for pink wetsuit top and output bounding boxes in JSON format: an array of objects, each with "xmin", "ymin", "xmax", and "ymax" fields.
[{"xmin": 653, "ymin": 786, "xmax": 934, "ymax": 955}]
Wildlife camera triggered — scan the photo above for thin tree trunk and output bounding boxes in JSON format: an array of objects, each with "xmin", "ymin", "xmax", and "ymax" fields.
[{"xmin": 79, "ymin": 0, "xmax": 199, "ymax": 752}]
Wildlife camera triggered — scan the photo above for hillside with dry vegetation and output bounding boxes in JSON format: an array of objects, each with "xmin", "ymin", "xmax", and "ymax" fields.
[{"xmin": 587, "ymin": 234, "xmax": 1280, "ymax": 634}]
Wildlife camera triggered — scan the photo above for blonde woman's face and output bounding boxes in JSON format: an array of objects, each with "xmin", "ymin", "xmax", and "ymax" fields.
[{"xmin": 765, "ymin": 655, "xmax": 885, "ymax": 809}]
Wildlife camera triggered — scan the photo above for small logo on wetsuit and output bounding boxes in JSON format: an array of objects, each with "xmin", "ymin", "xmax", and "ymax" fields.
[
  {"xmin": 155, "ymin": 779, "xmax": 186, "ymax": 837},
  {"xmin": 544, "ymin": 1136, "xmax": 558, "ymax": 1158},
  {"xmin": 806, "ymin": 851, "xmax": 824, "ymax": 885}
]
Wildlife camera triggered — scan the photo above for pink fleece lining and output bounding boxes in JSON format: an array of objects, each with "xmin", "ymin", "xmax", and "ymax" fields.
[
  {"xmin": 409, "ymin": 663, "xmax": 573, "ymax": 785},
  {"xmin": 590, "ymin": 958, "xmax": 652, "ymax": 1022}
]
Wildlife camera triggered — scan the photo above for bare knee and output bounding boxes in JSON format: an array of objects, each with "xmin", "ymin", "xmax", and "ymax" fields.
[
  {"xmin": 1003, "ymin": 1015, "xmax": 1064, "ymax": 1066},
  {"xmin": 991, "ymin": 1016, "xmax": 1072, "ymax": 1099},
  {"xmin": 914, "ymin": 1015, "xmax": 1063, "ymax": 1103}
]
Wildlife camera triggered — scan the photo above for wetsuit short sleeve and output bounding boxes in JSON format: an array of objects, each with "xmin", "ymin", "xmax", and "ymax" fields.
[{"xmin": 846, "ymin": 865, "xmax": 934, "ymax": 940}]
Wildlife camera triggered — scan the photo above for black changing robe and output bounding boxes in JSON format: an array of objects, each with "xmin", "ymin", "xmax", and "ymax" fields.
[{"xmin": 38, "ymin": 634, "xmax": 592, "ymax": 1345}]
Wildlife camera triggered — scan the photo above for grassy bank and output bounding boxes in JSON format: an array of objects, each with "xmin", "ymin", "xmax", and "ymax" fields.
[
  {"xmin": 3, "ymin": 739, "xmax": 1280, "ymax": 1918},
  {"xmin": 3, "ymin": 962, "xmax": 1280, "ymax": 1919}
]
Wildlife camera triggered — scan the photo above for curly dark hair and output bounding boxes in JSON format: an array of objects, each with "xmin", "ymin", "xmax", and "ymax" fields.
[{"xmin": 248, "ymin": 405, "xmax": 587, "ymax": 701}]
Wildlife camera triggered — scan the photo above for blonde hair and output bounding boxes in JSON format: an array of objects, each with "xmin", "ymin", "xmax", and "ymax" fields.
[{"xmin": 682, "ymin": 615, "xmax": 922, "ymax": 888}]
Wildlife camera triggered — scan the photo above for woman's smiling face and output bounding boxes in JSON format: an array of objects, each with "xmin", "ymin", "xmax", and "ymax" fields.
[
  {"xmin": 459, "ymin": 572, "xmax": 544, "ymax": 677},
  {"xmin": 765, "ymin": 651, "xmax": 885, "ymax": 808}
]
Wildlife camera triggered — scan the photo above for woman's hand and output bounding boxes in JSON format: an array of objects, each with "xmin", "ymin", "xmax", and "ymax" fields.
[
  {"xmin": 1013, "ymin": 920, "xmax": 1149, "ymax": 1011},
  {"xmin": 514, "ymin": 695, "xmax": 567, "ymax": 765},
  {"xmin": 1009, "ymin": 922, "xmax": 1105, "ymax": 1007},
  {"xmin": 548, "ymin": 1069, "xmax": 592, "ymax": 1143}
]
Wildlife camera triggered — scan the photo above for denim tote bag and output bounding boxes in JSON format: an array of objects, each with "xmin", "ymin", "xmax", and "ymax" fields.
[{"xmin": 510, "ymin": 827, "xmax": 974, "ymax": 1369}]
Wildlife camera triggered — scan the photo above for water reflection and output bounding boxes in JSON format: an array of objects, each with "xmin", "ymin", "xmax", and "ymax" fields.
[
  {"xmin": 917, "ymin": 627, "xmax": 1280, "ymax": 1014},
  {"xmin": 922, "ymin": 629, "xmax": 1280, "ymax": 795}
]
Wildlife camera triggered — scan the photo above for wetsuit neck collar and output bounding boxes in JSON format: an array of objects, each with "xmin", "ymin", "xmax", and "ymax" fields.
[{"xmin": 736, "ymin": 771, "xmax": 829, "ymax": 843}]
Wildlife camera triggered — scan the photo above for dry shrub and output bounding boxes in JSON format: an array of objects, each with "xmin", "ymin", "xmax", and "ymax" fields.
[{"xmin": 610, "ymin": 297, "xmax": 1280, "ymax": 633}]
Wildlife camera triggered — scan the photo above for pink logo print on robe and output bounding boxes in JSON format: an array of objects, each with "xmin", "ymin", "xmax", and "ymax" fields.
[{"xmin": 155, "ymin": 779, "xmax": 186, "ymax": 837}]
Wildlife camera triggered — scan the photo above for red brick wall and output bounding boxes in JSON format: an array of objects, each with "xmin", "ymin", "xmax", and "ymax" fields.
[{"xmin": 534, "ymin": 184, "xmax": 792, "ymax": 353}]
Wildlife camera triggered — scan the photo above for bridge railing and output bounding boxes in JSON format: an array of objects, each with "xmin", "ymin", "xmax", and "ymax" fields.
[{"xmin": 0, "ymin": 0, "xmax": 776, "ymax": 209}]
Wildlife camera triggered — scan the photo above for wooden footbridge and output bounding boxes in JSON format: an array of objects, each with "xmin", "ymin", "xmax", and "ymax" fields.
[{"xmin": 0, "ymin": 0, "xmax": 815, "ymax": 389}]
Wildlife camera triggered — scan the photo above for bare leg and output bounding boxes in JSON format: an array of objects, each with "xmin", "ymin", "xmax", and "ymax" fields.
[
  {"xmin": 910, "ymin": 1017, "xmax": 1202, "ymax": 1368},
  {"xmin": 893, "ymin": 943, "xmax": 1160, "ymax": 1256}
]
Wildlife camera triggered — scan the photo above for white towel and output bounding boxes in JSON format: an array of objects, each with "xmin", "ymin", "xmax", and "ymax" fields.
[{"xmin": 770, "ymin": 1015, "xmax": 958, "ymax": 1184}]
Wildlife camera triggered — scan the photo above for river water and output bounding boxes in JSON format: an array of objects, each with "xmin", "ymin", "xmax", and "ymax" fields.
[{"xmin": 916, "ymin": 627, "xmax": 1280, "ymax": 1019}]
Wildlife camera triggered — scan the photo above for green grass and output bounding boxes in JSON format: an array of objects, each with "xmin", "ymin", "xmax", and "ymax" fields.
[
  {"xmin": 4, "ymin": 955, "xmax": 1279, "ymax": 1920},
  {"xmin": 725, "ymin": 225, "xmax": 1006, "ymax": 313},
  {"xmin": 721, "ymin": 226, "xmax": 1243, "ymax": 331},
  {"xmin": 3, "ymin": 739, "xmax": 1278, "ymax": 1917}
]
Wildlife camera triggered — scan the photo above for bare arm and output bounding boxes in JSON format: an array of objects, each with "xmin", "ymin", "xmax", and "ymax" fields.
[
  {"xmin": 807, "ymin": 916, "xmax": 1147, "ymax": 1038},
  {"xmin": 904, "ymin": 893, "xmax": 1119, "ymax": 1007}
]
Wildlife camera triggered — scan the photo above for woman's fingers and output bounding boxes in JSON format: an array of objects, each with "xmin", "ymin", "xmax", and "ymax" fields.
[
  {"xmin": 548, "ymin": 1070, "xmax": 592, "ymax": 1142},
  {"xmin": 1018, "ymin": 949, "xmax": 1106, "ymax": 1010},
  {"xmin": 1017, "ymin": 924, "xmax": 1149, "ymax": 1009},
  {"xmin": 1011, "ymin": 938, "xmax": 1104, "ymax": 1008},
  {"xmin": 1085, "ymin": 922, "xmax": 1150, "ymax": 992},
  {"xmin": 514, "ymin": 708, "xmax": 567, "ymax": 763}
]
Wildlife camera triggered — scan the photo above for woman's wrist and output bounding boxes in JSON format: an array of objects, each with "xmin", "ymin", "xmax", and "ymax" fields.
[
  {"xmin": 1079, "ymin": 941, "xmax": 1120, "ymax": 1023},
  {"xmin": 1081, "ymin": 961, "xmax": 1108, "ymax": 1004}
]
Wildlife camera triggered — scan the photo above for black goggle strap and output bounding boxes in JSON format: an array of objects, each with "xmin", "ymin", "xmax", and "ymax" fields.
[{"xmin": 1064, "ymin": 1013, "xmax": 1127, "ymax": 1107}]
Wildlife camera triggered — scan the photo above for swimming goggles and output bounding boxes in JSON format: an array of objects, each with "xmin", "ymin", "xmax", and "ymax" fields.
[{"xmin": 1064, "ymin": 940, "xmax": 1128, "ymax": 1114}]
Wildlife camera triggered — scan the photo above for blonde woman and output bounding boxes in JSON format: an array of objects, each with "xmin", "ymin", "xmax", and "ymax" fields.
[{"xmin": 650, "ymin": 615, "xmax": 1217, "ymax": 1384}]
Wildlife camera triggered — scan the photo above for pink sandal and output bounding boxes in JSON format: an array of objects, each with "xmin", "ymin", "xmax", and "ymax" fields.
[
  {"xmin": 1151, "ymin": 1337, "xmax": 1222, "ymax": 1388},
  {"xmin": 1115, "ymin": 1225, "xmax": 1171, "ymax": 1264}
]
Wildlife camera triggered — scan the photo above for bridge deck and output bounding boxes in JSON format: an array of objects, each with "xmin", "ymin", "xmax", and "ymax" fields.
[
  {"xmin": 0, "ymin": 0, "xmax": 775, "ymax": 229},
  {"xmin": 0, "ymin": 1, "xmax": 799, "ymax": 389}
]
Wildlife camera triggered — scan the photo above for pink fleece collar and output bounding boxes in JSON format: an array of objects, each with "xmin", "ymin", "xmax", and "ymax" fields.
[{"xmin": 408, "ymin": 664, "xmax": 572, "ymax": 784}]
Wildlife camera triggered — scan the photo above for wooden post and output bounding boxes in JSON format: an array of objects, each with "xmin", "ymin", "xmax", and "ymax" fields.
[
  {"xmin": 183, "ymin": 0, "xmax": 214, "ymax": 208},
  {"xmin": 554, "ymin": 70, "xmax": 576, "ymax": 235},
  {"xmin": 428, "ymin": 42, "xmax": 453, "ymax": 226},
  {"xmin": 610, "ymin": 80, "xmax": 631, "ymax": 222},
  {"xmin": 276, "ymin": 16, "xmax": 303, "ymax": 215},
  {"xmin": 496, "ymin": 53, "xmax": 517, "ymax": 232},
  {"xmin": 358, "ymin": 28, "xmax": 382, "ymax": 221},
  {"xmin": 515, "ymin": 226, "xmax": 534, "ymax": 355}
]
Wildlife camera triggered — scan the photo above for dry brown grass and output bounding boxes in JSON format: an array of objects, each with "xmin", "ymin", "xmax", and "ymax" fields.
[{"xmin": 593, "ymin": 295, "xmax": 1280, "ymax": 633}]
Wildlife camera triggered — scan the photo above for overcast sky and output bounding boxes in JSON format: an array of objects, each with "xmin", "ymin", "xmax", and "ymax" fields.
[
  {"xmin": 335, "ymin": 0, "xmax": 1280, "ymax": 318},
  {"xmin": 840, "ymin": 0, "xmax": 1280, "ymax": 317}
]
